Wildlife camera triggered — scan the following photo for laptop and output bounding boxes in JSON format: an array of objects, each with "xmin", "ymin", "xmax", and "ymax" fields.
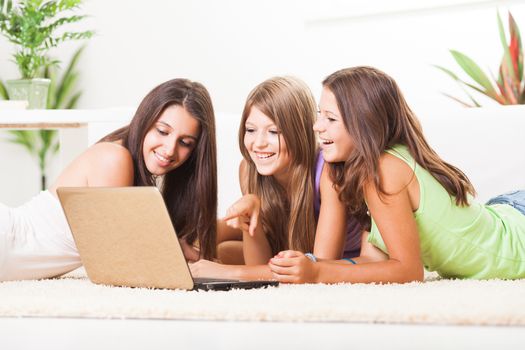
[{"xmin": 56, "ymin": 186, "xmax": 278, "ymax": 291}]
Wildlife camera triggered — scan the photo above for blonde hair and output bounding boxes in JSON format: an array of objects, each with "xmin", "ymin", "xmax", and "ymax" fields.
[{"xmin": 239, "ymin": 76, "xmax": 317, "ymax": 253}]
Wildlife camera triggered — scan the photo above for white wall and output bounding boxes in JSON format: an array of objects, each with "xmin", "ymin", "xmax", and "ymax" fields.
[{"xmin": 1, "ymin": 0, "xmax": 525, "ymax": 207}]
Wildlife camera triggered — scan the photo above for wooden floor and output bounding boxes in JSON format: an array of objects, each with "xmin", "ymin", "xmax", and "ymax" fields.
[{"xmin": 1, "ymin": 317, "xmax": 524, "ymax": 349}]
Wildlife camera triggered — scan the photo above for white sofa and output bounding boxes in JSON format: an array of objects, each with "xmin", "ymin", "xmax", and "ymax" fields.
[{"xmin": 414, "ymin": 105, "xmax": 525, "ymax": 203}]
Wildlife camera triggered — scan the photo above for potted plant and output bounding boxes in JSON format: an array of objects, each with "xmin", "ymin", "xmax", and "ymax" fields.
[
  {"xmin": 435, "ymin": 11, "xmax": 523, "ymax": 107},
  {"xmin": 0, "ymin": 46, "xmax": 89, "ymax": 190},
  {"xmin": 0, "ymin": 0, "xmax": 93, "ymax": 109}
]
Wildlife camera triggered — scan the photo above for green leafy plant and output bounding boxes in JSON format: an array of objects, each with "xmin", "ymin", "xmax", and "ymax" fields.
[
  {"xmin": 435, "ymin": 11, "xmax": 524, "ymax": 107},
  {"xmin": 0, "ymin": 0, "xmax": 93, "ymax": 79},
  {"xmin": 0, "ymin": 79, "xmax": 7, "ymax": 98},
  {"xmin": 1, "ymin": 46, "xmax": 87, "ymax": 190}
]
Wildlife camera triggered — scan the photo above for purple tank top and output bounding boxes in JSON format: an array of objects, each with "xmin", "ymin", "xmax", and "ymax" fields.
[{"xmin": 314, "ymin": 152, "xmax": 362, "ymax": 258}]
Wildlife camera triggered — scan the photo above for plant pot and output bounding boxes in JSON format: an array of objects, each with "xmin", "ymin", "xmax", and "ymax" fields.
[{"xmin": 5, "ymin": 78, "xmax": 50, "ymax": 109}]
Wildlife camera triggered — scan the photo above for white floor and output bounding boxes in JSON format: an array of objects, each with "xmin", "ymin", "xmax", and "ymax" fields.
[{"xmin": 0, "ymin": 318, "xmax": 524, "ymax": 350}]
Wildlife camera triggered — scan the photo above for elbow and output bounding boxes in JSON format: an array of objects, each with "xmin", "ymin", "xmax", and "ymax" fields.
[
  {"xmin": 402, "ymin": 265, "xmax": 424, "ymax": 283},
  {"xmin": 410, "ymin": 271, "xmax": 425, "ymax": 283},
  {"xmin": 393, "ymin": 262, "xmax": 424, "ymax": 283}
]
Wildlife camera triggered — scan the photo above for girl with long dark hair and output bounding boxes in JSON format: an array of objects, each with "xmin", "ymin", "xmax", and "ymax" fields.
[{"xmin": 0, "ymin": 78, "xmax": 217, "ymax": 281}]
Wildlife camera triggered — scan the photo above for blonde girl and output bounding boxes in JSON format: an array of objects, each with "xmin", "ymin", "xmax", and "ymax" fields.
[{"xmin": 191, "ymin": 76, "xmax": 362, "ymax": 279}]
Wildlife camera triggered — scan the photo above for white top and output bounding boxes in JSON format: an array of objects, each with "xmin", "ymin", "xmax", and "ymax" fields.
[{"xmin": 0, "ymin": 191, "xmax": 81, "ymax": 281}]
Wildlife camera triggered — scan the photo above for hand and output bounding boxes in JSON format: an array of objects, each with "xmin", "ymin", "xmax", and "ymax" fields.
[
  {"xmin": 268, "ymin": 250, "xmax": 320, "ymax": 284},
  {"xmin": 189, "ymin": 259, "xmax": 230, "ymax": 278},
  {"xmin": 179, "ymin": 238, "xmax": 200, "ymax": 262},
  {"xmin": 222, "ymin": 194, "xmax": 260, "ymax": 236}
]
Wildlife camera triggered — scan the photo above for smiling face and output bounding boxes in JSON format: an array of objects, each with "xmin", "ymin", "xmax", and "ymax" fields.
[
  {"xmin": 142, "ymin": 104, "xmax": 201, "ymax": 176},
  {"xmin": 314, "ymin": 87, "xmax": 354, "ymax": 163},
  {"xmin": 243, "ymin": 106, "xmax": 291, "ymax": 183}
]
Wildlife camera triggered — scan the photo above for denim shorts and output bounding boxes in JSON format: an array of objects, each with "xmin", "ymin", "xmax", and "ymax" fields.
[{"xmin": 486, "ymin": 190, "xmax": 525, "ymax": 216}]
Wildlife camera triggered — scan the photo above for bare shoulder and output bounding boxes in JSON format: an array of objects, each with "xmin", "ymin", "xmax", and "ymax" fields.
[
  {"xmin": 376, "ymin": 152, "xmax": 415, "ymax": 193},
  {"xmin": 319, "ymin": 162, "xmax": 346, "ymax": 221},
  {"xmin": 315, "ymin": 162, "xmax": 348, "ymax": 259},
  {"xmin": 49, "ymin": 142, "xmax": 134, "ymax": 193},
  {"xmin": 319, "ymin": 162, "xmax": 336, "ymax": 196},
  {"xmin": 85, "ymin": 142, "xmax": 134, "ymax": 186},
  {"xmin": 87, "ymin": 142, "xmax": 132, "ymax": 162}
]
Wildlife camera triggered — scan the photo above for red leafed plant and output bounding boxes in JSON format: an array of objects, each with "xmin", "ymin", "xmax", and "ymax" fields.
[{"xmin": 435, "ymin": 11, "xmax": 524, "ymax": 106}]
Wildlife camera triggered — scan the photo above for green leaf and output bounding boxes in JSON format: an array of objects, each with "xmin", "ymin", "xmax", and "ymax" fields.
[
  {"xmin": 0, "ymin": 0, "xmax": 92, "ymax": 78},
  {"xmin": 433, "ymin": 64, "xmax": 461, "ymax": 81},
  {"xmin": 51, "ymin": 45, "xmax": 84, "ymax": 109},
  {"xmin": 45, "ymin": 65, "xmax": 58, "ymax": 108},
  {"xmin": 509, "ymin": 12, "xmax": 523, "ymax": 81},
  {"xmin": 450, "ymin": 50, "xmax": 499, "ymax": 97},
  {"xmin": 6, "ymin": 130, "xmax": 38, "ymax": 155},
  {"xmin": 498, "ymin": 11, "xmax": 517, "ymax": 83},
  {"xmin": 56, "ymin": 72, "xmax": 79, "ymax": 108},
  {"xmin": 1, "ymin": 0, "xmax": 90, "ymax": 190},
  {"xmin": 0, "ymin": 79, "xmax": 8, "ymax": 99},
  {"xmin": 434, "ymin": 65, "xmax": 483, "ymax": 106},
  {"xmin": 65, "ymin": 91, "xmax": 81, "ymax": 109},
  {"xmin": 60, "ymin": 45, "xmax": 85, "ymax": 87},
  {"xmin": 37, "ymin": 129, "xmax": 58, "ymax": 172},
  {"xmin": 0, "ymin": 0, "xmax": 13, "ymax": 14},
  {"xmin": 440, "ymin": 92, "xmax": 478, "ymax": 108},
  {"xmin": 499, "ymin": 59, "xmax": 519, "ymax": 104},
  {"xmin": 491, "ymin": 69, "xmax": 509, "ymax": 101}
]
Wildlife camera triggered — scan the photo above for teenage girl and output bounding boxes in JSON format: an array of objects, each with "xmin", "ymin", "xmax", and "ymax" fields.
[
  {"xmin": 269, "ymin": 66, "xmax": 525, "ymax": 283},
  {"xmin": 190, "ymin": 76, "xmax": 362, "ymax": 280},
  {"xmin": 0, "ymin": 78, "xmax": 218, "ymax": 281}
]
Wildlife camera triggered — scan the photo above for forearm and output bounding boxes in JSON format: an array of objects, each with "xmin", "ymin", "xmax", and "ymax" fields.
[
  {"xmin": 315, "ymin": 259, "xmax": 424, "ymax": 284},
  {"xmin": 236, "ymin": 264, "xmax": 274, "ymax": 280},
  {"xmin": 216, "ymin": 220, "xmax": 242, "ymax": 243},
  {"xmin": 242, "ymin": 226, "xmax": 272, "ymax": 265},
  {"xmin": 313, "ymin": 235, "xmax": 345, "ymax": 260},
  {"xmin": 210, "ymin": 264, "xmax": 274, "ymax": 281}
]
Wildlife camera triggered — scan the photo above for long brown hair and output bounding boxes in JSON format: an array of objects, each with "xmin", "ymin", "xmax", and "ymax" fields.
[
  {"xmin": 102, "ymin": 78, "xmax": 217, "ymax": 259},
  {"xmin": 239, "ymin": 76, "xmax": 317, "ymax": 254},
  {"xmin": 323, "ymin": 67, "xmax": 475, "ymax": 227}
]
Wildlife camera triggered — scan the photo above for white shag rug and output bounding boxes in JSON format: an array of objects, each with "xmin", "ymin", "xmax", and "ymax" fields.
[{"xmin": 1, "ymin": 270, "xmax": 524, "ymax": 326}]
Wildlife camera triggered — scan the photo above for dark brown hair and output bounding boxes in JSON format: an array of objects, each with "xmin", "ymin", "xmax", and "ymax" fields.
[
  {"xmin": 239, "ymin": 76, "xmax": 317, "ymax": 254},
  {"xmin": 323, "ymin": 67, "xmax": 475, "ymax": 227},
  {"xmin": 102, "ymin": 78, "xmax": 217, "ymax": 259}
]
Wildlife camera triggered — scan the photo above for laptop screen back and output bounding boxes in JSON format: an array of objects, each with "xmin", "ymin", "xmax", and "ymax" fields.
[{"xmin": 57, "ymin": 187, "xmax": 194, "ymax": 290}]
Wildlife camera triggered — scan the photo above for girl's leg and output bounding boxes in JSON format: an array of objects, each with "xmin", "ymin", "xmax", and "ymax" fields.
[
  {"xmin": 0, "ymin": 202, "xmax": 81, "ymax": 282},
  {"xmin": 217, "ymin": 241, "xmax": 245, "ymax": 265},
  {"xmin": 486, "ymin": 190, "xmax": 525, "ymax": 216},
  {"xmin": 216, "ymin": 220, "xmax": 244, "ymax": 264}
]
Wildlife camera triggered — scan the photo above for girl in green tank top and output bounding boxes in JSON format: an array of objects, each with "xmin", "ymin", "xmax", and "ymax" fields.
[{"xmin": 268, "ymin": 66, "xmax": 525, "ymax": 284}]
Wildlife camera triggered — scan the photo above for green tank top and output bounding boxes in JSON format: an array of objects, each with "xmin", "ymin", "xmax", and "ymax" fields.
[{"xmin": 368, "ymin": 144, "xmax": 525, "ymax": 279}]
